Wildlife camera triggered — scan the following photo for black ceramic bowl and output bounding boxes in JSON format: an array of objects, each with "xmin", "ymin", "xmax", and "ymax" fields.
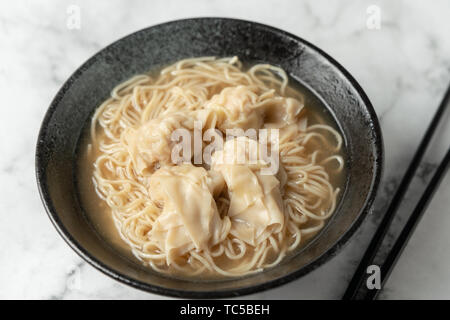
[{"xmin": 36, "ymin": 18, "xmax": 383, "ymax": 298}]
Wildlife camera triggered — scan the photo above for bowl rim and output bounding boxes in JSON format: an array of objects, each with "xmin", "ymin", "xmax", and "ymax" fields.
[{"xmin": 36, "ymin": 17, "xmax": 384, "ymax": 299}]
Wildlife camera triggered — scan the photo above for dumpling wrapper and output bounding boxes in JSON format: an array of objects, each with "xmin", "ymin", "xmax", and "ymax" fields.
[
  {"xmin": 263, "ymin": 96, "xmax": 305, "ymax": 128},
  {"xmin": 122, "ymin": 113, "xmax": 194, "ymax": 174},
  {"xmin": 148, "ymin": 165, "xmax": 228, "ymax": 264},
  {"xmin": 211, "ymin": 137, "xmax": 285, "ymax": 246},
  {"xmin": 200, "ymin": 86, "xmax": 264, "ymax": 131}
]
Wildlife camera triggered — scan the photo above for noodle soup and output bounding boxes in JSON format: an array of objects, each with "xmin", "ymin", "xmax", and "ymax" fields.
[{"xmin": 76, "ymin": 57, "xmax": 346, "ymax": 279}]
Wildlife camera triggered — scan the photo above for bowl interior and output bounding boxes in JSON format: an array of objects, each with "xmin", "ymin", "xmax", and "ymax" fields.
[{"xmin": 36, "ymin": 18, "xmax": 383, "ymax": 298}]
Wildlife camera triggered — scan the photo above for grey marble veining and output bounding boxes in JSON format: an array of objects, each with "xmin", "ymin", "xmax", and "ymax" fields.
[{"xmin": 0, "ymin": 0, "xmax": 449, "ymax": 299}]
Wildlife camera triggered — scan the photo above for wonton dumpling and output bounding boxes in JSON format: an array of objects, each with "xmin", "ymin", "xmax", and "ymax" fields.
[
  {"xmin": 148, "ymin": 164, "xmax": 228, "ymax": 264},
  {"xmin": 122, "ymin": 114, "xmax": 194, "ymax": 174},
  {"xmin": 211, "ymin": 137, "xmax": 285, "ymax": 246},
  {"xmin": 201, "ymin": 86, "xmax": 264, "ymax": 131},
  {"xmin": 263, "ymin": 97, "xmax": 305, "ymax": 128}
]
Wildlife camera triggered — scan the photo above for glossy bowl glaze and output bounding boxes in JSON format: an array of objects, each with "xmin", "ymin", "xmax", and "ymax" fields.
[{"xmin": 36, "ymin": 18, "xmax": 383, "ymax": 298}]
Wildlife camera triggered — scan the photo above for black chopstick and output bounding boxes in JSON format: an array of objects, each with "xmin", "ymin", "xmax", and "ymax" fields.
[
  {"xmin": 365, "ymin": 147, "xmax": 450, "ymax": 300},
  {"xmin": 343, "ymin": 82, "xmax": 450, "ymax": 300}
]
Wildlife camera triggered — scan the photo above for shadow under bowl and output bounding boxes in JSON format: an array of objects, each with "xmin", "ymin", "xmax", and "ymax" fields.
[{"xmin": 36, "ymin": 18, "xmax": 383, "ymax": 298}]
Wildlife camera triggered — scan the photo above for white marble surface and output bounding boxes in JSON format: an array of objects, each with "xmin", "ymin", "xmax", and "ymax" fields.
[{"xmin": 0, "ymin": 0, "xmax": 449, "ymax": 300}]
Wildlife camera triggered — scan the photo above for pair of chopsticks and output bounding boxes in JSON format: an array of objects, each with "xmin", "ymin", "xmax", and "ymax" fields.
[{"xmin": 343, "ymin": 82, "xmax": 450, "ymax": 300}]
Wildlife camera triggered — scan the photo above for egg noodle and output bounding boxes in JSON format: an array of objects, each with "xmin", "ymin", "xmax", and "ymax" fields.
[{"xmin": 88, "ymin": 56, "xmax": 344, "ymax": 277}]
